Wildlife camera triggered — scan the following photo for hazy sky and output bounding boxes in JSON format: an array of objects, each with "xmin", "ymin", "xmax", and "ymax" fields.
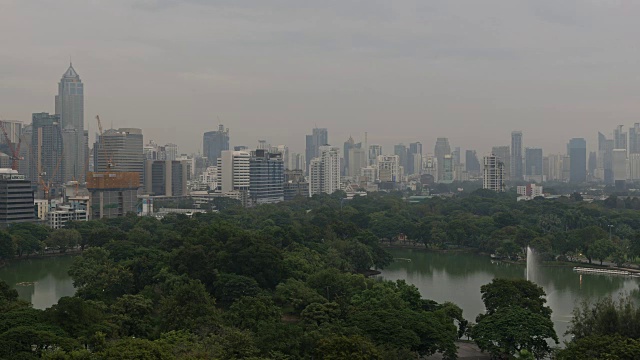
[{"xmin": 2, "ymin": 0, "xmax": 640, "ymax": 156}]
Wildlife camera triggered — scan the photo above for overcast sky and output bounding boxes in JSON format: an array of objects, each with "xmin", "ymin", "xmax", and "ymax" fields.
[{"xmin": 2, "ymin": 0, "xmax": 640, "ymax": 156}]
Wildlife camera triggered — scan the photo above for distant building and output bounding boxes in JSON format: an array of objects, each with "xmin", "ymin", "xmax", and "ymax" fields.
[
  {"xmin": 217, "ymin": 151, "xmax": 251, "ymax": 205},
  {"xmin": 347, "ymin": 147, "xmax": 367, "ymax": 178},
  {"xmin": 309, "ymin": 146, "xmax": 340, "ymax": 196},
  {"xmin": 629, "ymin": 123, "xmax": 640, "ymax": 155},
  {"xmin": 249, "ymin": 149, "xmax": 284, "ymax": 205},
  {"xmin": 377, "ymin": 155, "xmax": 401, "ymax": 183},
  {"xmin": 422, "ymin": 155, "xmax": 438, "ymax": 180},
  {"xmin": 0, "ymin": 120, "xmax": 22, "ymax": 146},
  {"xmin": 517, "ymin": 184, "xmax": 543, "ymax": 198},
  {"xmin": 203, "ymin": 125, "xmax": 230, "ymax": 166},
  {"xmin": 0, "ymin": 169, "xmax": 36, "ymax": 225},
  {"xmin": 305, "ymin": 128, "xmax": 328, "ymax": 172},
  {"xmin": 441, "ymin": 155, "xmax": 454, "ymax": 183},
  {"xmin": 94, "ymin": 128, "xmax": 144, "ymax": 182},
  {"xmin": 55, "ymin": 63, "xmax": 86, "ymax": 183},
  {"xmin": 31, "ymin": 113, "xmax": 64, "ymax": 188},
  {"xmin": 368, "ymin": 145, "xmax": 382, "ymax": 166},
  {"xmin": 434, "ymin": 138, "xmax": 451, "ymax": 181},
  {"xmin": 614, "ymin": 125, "xmax": 627, "ymax": 151},
  {"xmin": 47, "ymin": 204, "xmax": 88, "ymax": 229},
  {"xmin": 491, "ymin": 146, "xmax": 510, "ymax": 182},
  {"xmin": 144, "ymin": 160, "xmax": 189, "ymax": 197},
  {"xmin": 524, "ymin": 147, "xmax": 543, "ymax": 183},
  {"xmin": 483, "ymin": 154, "xmax": 505, "ymax": 192},
  {"xmin": 511, "ymin": 131, "xmax": 523, "ymax": 181},
  {"xmin": 407, "ymin": 142, "xmax": 422, "ymax": 175},
  {"xmin": 394, "ymin": 144, "xmax": 408, "ymax": 174},
  {"xmin": 568, "ymin": 138, "xmax": 587, "ymax": 183},
  {"xmin": 465, "ymin": 150, "xmax": 481, "ymax": 175},
  {"xmin": 284, "ymin": 170, "xmax": 309, "ymax": 201},
  {"xmin": 612, "ymin": 149, "xmax": 627, "ymax": 183}
]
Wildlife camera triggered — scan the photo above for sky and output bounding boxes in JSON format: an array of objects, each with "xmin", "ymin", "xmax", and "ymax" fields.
[{"xmin": 1, "ymin": 0, "xmax": 640, "ymax": 156}]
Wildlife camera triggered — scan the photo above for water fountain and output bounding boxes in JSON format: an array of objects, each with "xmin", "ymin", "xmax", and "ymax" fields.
[{"xmin": 526, "ymin": 246, "xmax": 537, "ymax": 282}]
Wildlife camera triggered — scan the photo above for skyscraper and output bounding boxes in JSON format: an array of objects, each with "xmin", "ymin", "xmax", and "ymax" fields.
[
  {"xmin": 55, "ymin": 63, "xmax": 86, "ymax": 182},
  {"xmin": 629, "ymin": 123, "xmax": 640, "ymax": 154},
  {"xmin": 203, "ymin": 125, "xmax": 230, "ymax": 166},
  {"xmin": 407, "ymin": 142, "xmax": 422, "ymax": 176},
  {"xmin": 483, "ymin": 154, "xmax": 505, "ymax": 192},
  {"xmin": 614, "ymin": 125, "xmax": 627, "ymax": 150},
  {"xmin": 491, "ymin": 146, "xmax": 510, "ymax": 180},
  {"xmin": 249, "ymin": 149, "xmax": 285, "ymax": 205},
  {"xmin": 394, "ymin": 144, "xmax": 408, "ymax": 173},
  {"xmin": 524, "ymin": 148, "xmax": 543, "ymax": 181},
  {"xmin": 377, "ymin": 155, "xmax": 401, "ymax": 183},
  {"xmin": 368, "ymin": 145, "xmax": 382, "ymax": 165},
  {"xmin": 31, "ymin": 113, "xmax": 64, "ymax": 187},
  {"xmin": 568, "ymin": 138, "xmax": 587, "ymax": 183},
  {"xmin": 434, "ymin": 138, "xmax": 451, "ymax": 181},
  {"xmin": 511, "ymin": 131, "xmax": 523, "ymax": 181},
  {"xmin": 309, "ymin": 146, "xmax": 340, "ymax": 196},
  {"xmin": 305, "ymin": 128, "xmax": 328, "ymax": 171},
  {"xmin": 598, "ymin": 132, "xmax": 614, "ymax": 184},
  {"xmin": 465, "ymin": 150, "xmax": 481, "ymax": 175}
]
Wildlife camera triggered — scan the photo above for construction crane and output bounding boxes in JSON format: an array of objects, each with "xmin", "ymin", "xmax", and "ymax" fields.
[
  {"xmin": 39, "ymin": 152, "xmax": 64, "ymax": 200},
  {"xmin": 95, "ymin": 115, "xmax": 114, "ymax": 169},
  {"xmin": 0, "ymin": 121, "xmax": 23, "ymax": 171}
]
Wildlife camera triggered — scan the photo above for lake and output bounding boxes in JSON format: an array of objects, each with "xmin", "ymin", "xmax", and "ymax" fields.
[
  {"xmin": 0, "ymin": 256, "xmax": 76, "ymax": 309},
  {"xmin": 379, "ymin": 248, "xmax": 640, "ymax": 341}
]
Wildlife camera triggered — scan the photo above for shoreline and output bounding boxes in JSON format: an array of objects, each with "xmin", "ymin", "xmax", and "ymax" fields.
[{"xmin": 0, "ymin": 249, "xmax": 81, "ymax": 268}]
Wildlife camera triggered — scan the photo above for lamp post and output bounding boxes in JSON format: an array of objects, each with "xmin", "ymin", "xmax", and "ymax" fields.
[{"xmin": 608, "ymin": 224, "xmax": 614, "ymax": 241}]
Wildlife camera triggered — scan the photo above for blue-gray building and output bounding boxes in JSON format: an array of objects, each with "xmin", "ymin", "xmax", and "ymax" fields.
[
  {"xmin": 203, "ymin": 125, "xmax": 229, "ymax": 166},
  {"xmin": 568, "ymin": 138, "xmax": 587, "ymax": 183},
  {"xmin": 305, "ymin": 128, "xmax": 328, "ymax": 171},
  {"xmin": 250, "ymin": 149, "xmax": 284, "ymax": 206}
]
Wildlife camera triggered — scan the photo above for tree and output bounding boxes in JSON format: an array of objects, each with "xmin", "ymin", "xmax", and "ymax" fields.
[
  {"xmin": 46, "ymin": 229, "xmax": 81, "ymax": 253},
  {"xmin": 558, "ymin": 335, "xmax": 640, "ymax": 360},
  {"xmin": 590, "ymin": 238, "xmax": 615, "ymax": 265},
  {"xmin": 225, "ymin": 295, "xmax": 282, "ymax": 332},
  {"xmin": 158, "ymin": 278, "xmax": 217, "ymax": 332},
  {"xmin": 0, "ymin": 230, "xmax": 16, "ymax": 261},
  {"xmin": 315, "ymin": 335, "xmax": 382, "ymax": 360},
  {"xmin": 479, "ymin": 279, "xmax": 552, "ymax": 318},
  {"xmin": 110, "ymin": 294, "xmax": 154, "ymax": 338},
  {"xmin": 68, "ymin": 248, "xmax": 134, "ymax": 301}
]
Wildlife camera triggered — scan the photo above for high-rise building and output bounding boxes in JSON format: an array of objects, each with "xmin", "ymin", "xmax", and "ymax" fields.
[
  {"xmin": 347, "ymin": 147, "xmax": 367, "ymax": 178},
  {"xmin": 394, "ymin": 144, "xmax": 408, "ymax": 173},
  {"xmin": 422, "ymin": 155, "xmax": 438, "ymax": 180},
  {"xmin": 343, "ymin": 136, "xmax": 356, "ymax": 176},
  {"xmin": 511, "ymin": 131, "xmax": 523, "ymax": 181},
  {"xmin": 305, "ymin": 128, "xmax": 328, "ymax": 171},
  {"xmin": 465, "ymin": 150, "xmax": 481, "ymax": 175},
  {"xmin": 629, "ymin": 123, "xmax": 640, "ymax": 154},
  {"xmin": 629, "ymin": 153, "xmax": 640, "ymax": 180},
  {"xmin": 31, "ymin": 113, "xmax": 64, "ymax": 188},
  {"xmin": 94, "ymin": 128, "xmax": 144, "ymax": 182},
  {"xmin": 597, "ymin": 132, "xmax": 614, "ymax": 184},
  {"xmin": 614, "ymin": 125, "xmax": 627, "ymax": 151},
  {"xmin": 55, "ymin": 63, "xmax": 86, "ymax": 183},
  {"xmin": 491, "ymin": 146, "xmax": 510, "ymax": 180},
  {"xmin": 407, "ymin": 142, "xmax": 422, "ymax": 175},
  {"xmin": 612, "ymin": 149, "xmax": 627, "ymax": 183},
  {"xmin": 368, "ymin": 145, "xmax": 382, "ymax": 165},
  {"xmin": 483, "ymin": 154, "xmax": 505, "ymax": 192},
  {"xmin": 0, "ymin": 120, "xmax": 22, "ymax": 146},
  {"xmin": 284, "ymin": 170, "xmax": 309, "ymax": 201},
  {"xmin": 309, "ymin": 146, "xmax": 340, "ymax": 196},
  {"xmin": 0, "ymin": 169, "xmax": 35, "ymax": 225},
  {"xmin": 144, "ymin": 160, "xmax": 188, "ymax": 197},
  {"xmin": 441, "ymin": 155, "xmax": 454, "ymax": 183},
  {"xmin": 165, "ymin": 143, "xmax": 178, "ymax": 160},
  {"xmin": 203, "ymin": 125, "xmax": 230, "ymax": 166},
  {"xmin": 546, "ymin": 154, "xmax": 569, "ymax": 182},
  {"xmin": 434, "ymin": 138, "xmax": 451, "ymax": 181},
  {"xmin": 452, "ymin": 147, "xmax": 461, "ymax": 166},
  {"xmin": 588, "ymin": 151, "xmax": 597, "ymax": 178},
  {"xmin": 87, "ymin": 172, "xmax": 140, "ymax": 219},
  {"xmin": 377, "ymin": 155, "xmax": 401, "ymax": 183},
  {"xmin": 568, "ymin": 138, "xmax": 587, "ymax": 183},
  {"xmin": 249, "ymin": 149, "xmax": 284, "ymax": 205},
  {"xmin": 524, "ymin": 148, "xmax": 543, "ymax": 182}
]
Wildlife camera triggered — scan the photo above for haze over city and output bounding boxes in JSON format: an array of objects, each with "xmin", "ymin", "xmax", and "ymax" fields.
[{"xmin": 2, "ymin": 0, "xmax": 640, "ymax": 154}]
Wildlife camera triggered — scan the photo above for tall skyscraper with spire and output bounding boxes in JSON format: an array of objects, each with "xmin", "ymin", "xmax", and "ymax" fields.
[{"xmin": 55, "ymin": 63, "xmax": 86, "ymax": 182}]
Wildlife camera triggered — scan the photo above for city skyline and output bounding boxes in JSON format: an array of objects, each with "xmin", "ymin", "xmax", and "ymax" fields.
[{"xmin": 3, "ymin": 1, "xmax": 640, "ymax": 155}]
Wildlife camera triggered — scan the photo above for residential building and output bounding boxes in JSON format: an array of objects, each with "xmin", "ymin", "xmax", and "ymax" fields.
[
  {"xmin": 305, "ymin": 128, "xmax": 328, "ymax": 171},
  {"xmin": 0, "ymin": 169, "xmax": 35, "ymax": 225},
  {"xmin": 249, "ymin": 149, "xmax": 284, "ymax": 205},
  {"xmin": 517, "ymin": 184, "xmax": 544, "ymax": 198},
  {"xmin": 612, "ymin": 149, "xmax": 628, "ymax": 182},
  {"xmin": 422, "ymin": 155, "xmax": 438, "ymax": 180},
  {"xmin": 144, "ymin": 160, "xmax": 189, "ymax": 197},
  {"xmin": 347, "ymin": 147, "xmax": 367, "ymax": 178},
  {"xmin": 284, "ymin": 170, "xmax": 309, "ymax": 201},
  {"xmin": 217, "ymin": 151, "xmax": 251, "ymax": 204},
  {"xmin": 377, "ymin": 155, "xmax": 400, "ymax": 183},
  {"xmin": 629, "ymin": 153, "xmax": 640, "ymax": 180},
  {"xmin": 368, "ymin": 145, "xmax": 382, "ymax": 166},
  {"xmin": 630, "ymin": 123, "xmax": 640, "ymax": 154},
  {"xmin": 94, "ymin": 128, "xmax": 144, "ymax": 182},
  {"xmin": 55, "ymin": 63, "xmax": 86, "ymax": 183},
  {"xmin": 511, "ymin": 131, "xmax": 523, "ymax": 181},
  {"xmin": 483, "ymin": 154, "xmax": 505, "ymax": 192},
  {"xmin": 360, "ymin": 166, "xmax": 378, "ymax": 183},
  {"xmin": 614, "ymin": 125, "xmax": 627, "ymax": 151},
  {"xmin": 309, "ymin": 146, "xmax": 340, "ymax": 196},
  {"xmin": 203, "ymin": 125, "xmax": 230, "ymax": 166},
  {"xmin": 568, "ymin": 138, "xmax": 587, "ymax": 183},
  {"xmin": 47, "ymin": 204, "xmax": 88, "ymax": 229},
  {"xmin": 343, "ymin": 136, "xmax": 356, "ymax": 176}
]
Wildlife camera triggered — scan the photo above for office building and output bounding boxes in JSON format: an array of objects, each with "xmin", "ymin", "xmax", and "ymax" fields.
[
  {"xmin": 377, "ymin": 155, "xmax": 400, "ymax": 183},
  {"xmin": 588, "ymin": 151, "xmax": 597, "ymax": 178},
  {"xmin": 524, "ymin": 148, "xmax": 543, "ymax": 182},
  {"xmin": 597, "ymin": 132, "xmax": 614, "ymax": 184},
  {"xmin": 249, "ymin": 149, "xmax": 284, "ymax": 205},
  {"xmin": 309, "ymin": 146, "xmax": 340, "ymax": 196},
  {"xmin": 407, "ymin": 142, "xmax": 422, "ymax": 175},
  {"xmin": 347, "ymin": 146, "xmax": 367, "ymax": 178},
  {"xmin": 441, "ymin": 155, "xmax": 454, "ymax": 183},
  {"xmin": 144, "ymin": 160, "xmax": 189, "ymax": 197},
  {"xmin": 465, "ymin": 150, "xmax": 481, "ymax": 175},
  {"xmin": 55, "ymin": 63, "xmax": 86, "ymax": 183},
  {"xmin": 612, "ymin": 149, "xmax": 627, "ymax": 182},
  {"xmin": 305, "ymin": 128, "xmax": 328, "ymax": 171},
  {"xmin": 394, "ymin": 144, "xmax": 408, "ymax": 173},
  {"xmin": 0, "ymin": 169, "xmax": 35, "ymax": 225},
  {"xmin": 343, "ymin": 136, "xmax": 356, "ymax": 176},
  {"xmin": 0, "ymin": 120, "xmax": 22, "ymax": 146},
  {"xmin": 422, "ymin": 155, "xmax": 438, "ymax": 180},
  {"xmin": 203, "ymin": 125, "xmax": 230, "ymax": 166},
  {"xmin": 483, "ymin": 154, "xmax": 505, "ymax": 192},
  {"xmin": 284, "ymin": 170, "xmax": 309, "ymax": 201},
  {"xmin": 568, "ymin": 138, "xmax": 587, "ymax": 183},
  {"xmin": 94, "ymin": 128, "xmax": 144, "ymax": 182},
  {"xmin": 629, "ymin": 154, "xmax": 640, "ymax": 180},
  {"xmin": 31, "ymin": 113, "xmax": 64, "ymax": 188},
  {"xmin": 87, "ymin": 172, "xmax": 139, "ymax": 219},
  {"xmin": 434, "ymin": 138, "xmax": 451, "ymax": 181},
  {"xmin": 368, "ymin": 145, "xmax": 382, "ymax": 166},
  {"xmin": 614, "ymin": 125, "xmax": 627, "ymax": 151},
  {"xmin": 511, "ymin": 131, "xmax": 523, "ymax": 181},
  {"xmin": 287, "ymin": 152, "xmax": 305, "ymax": 172}
]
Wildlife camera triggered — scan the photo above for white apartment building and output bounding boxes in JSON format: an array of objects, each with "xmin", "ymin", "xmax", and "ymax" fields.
[
  {"xmin": 309, "ymin": 146, "xmax": 340, "ymax": 196},
  {"xmin": 483, "ymin": 154, "xmax": 505, "ymax": 192},
  {"xmin": 377, "ymin": 155, "xmax": 400, "ymax": 182},
  {"xmin": 217, "ymin": 151, "xmax": 250, "ymax": 194}
]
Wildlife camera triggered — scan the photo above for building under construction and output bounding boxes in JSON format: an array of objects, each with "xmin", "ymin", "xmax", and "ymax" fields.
[{"xmin": 87, "ymin": 171, "xmax": 139, "ymax": 219}]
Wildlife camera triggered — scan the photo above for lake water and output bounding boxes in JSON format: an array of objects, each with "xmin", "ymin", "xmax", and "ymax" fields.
[
  {"xmin": 379, "ymin": 248, "xmax": 640, "ymax": 341},
  {"xmin": 0, "ymin": 256, "xmax": 75, "ymax": 309}
]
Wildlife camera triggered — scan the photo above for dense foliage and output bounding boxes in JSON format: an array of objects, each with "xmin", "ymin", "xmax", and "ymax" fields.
[{"xmin": 1, "ymin": 190, "xmax": 640, "ymax": 358}]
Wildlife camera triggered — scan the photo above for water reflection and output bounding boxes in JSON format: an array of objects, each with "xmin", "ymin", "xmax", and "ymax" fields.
[
  {"xmin": 379, "ymin": 249, "xmax": 640, "ymax": 341},
  {"xmin": 0, "ymin": 256, "xmax": 76, "ymax": 309}
]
